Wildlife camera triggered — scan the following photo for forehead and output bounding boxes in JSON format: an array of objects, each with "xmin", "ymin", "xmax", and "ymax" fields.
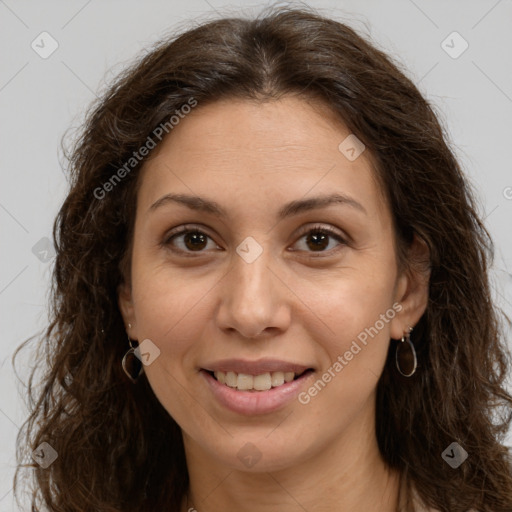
[{"xmin": 136, "ymin": 96, "xmax": 388, "ymax": 222}]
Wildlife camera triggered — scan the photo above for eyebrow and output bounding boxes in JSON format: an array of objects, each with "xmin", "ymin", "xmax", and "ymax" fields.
[{"xmin": 148, "ymin": 192, "xmax": 367, "ymax": 219}]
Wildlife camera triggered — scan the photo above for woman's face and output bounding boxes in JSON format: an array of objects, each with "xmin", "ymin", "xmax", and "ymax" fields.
[{"xmin": 119, "ymin": 95, "xmax": 427, "ymax": 472}]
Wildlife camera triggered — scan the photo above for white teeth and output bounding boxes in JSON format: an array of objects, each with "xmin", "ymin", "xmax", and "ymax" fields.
[
  {"xmin": 212, "ymin": 370, "xmax": 305, "ymax": 391},
  {"xmin": 253, "ymin": 373, "xmax": 272, "ymax": 391},
  {"xmin": 237, "ymin": 373, "xmax": 253, "ymax": 390},
  {"xmin": 271, "ymin": 371, "xmax": 284, "ymax": 387},
  {"xmin": 225, "ymin": 371, "xmax": 237, "ymax": 387},
  {"xmin": 284, "ymin": 372, "xmax": 295, "ymax": 383}
]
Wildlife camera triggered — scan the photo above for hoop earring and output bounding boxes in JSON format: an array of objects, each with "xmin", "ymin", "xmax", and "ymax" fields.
[
  {"xmin": 395, "ymin": 326, "xmax": 417, "ymax": 377},
  {"xmin": 122, "ymin": 336, "xmax": 143, "ymax": 383}
]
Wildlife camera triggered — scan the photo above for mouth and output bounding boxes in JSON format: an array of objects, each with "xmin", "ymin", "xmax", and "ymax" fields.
[
  {"xmin": 200, "ymin": 366, "xmax": 316, "ymax": 415},
  {"xmin": 204, "ymin": 368, "xmax": 315, "ymax": 392}
]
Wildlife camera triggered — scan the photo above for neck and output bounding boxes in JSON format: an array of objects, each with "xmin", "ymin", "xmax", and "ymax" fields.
[{"xmin": 180, "ymin": 404, "xmax": 401, "ymax": 512}]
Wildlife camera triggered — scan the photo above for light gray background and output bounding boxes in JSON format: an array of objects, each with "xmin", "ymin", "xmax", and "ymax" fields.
[{"xmin": 1, "ymin": 1, "xmax": 511, "ymax": 510}]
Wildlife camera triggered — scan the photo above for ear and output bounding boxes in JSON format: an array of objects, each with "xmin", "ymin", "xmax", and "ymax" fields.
[
  {"xmin": 118, "ymin": 281, "xmax": 137, "ymax": 339},
  {"xmin": 389, "ymin": 233, "xmax": 431, "ymax": 340}
]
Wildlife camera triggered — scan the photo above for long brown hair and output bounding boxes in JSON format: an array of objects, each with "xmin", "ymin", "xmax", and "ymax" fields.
[{"xmin": 13, "ymin": 5, "xmax": 512, "ymax": 511}]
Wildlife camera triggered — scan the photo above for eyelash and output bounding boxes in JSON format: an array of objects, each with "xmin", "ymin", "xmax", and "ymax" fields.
[{"xmin": 161, "ymin": 224, "xmax": 347, "ymax": 257}]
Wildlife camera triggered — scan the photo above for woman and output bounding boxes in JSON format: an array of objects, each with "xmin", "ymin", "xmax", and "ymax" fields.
[{"xmin": 13, "ymin": 5, "xmax": 512, "ymax": 511}]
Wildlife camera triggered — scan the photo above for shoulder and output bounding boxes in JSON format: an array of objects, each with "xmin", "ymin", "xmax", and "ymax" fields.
[
  {"xmin": 410, "ymin": 489, "xmax": 439, "ymax": 512},
  {"xmin": 408, "ymin": 485, "xmax": 478, "ymax": 512}
]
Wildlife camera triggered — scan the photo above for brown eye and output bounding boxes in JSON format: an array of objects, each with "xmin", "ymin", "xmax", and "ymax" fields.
[
  {"xmin": 163, "ymin": 227, "xmax": 219, "ymax": 254},
  {"xmin": 293, "ymin": 226, "xmax": 347, "ymax": 254},
  {"xmin": 181, "ymin": 231, "xmax": 208, "ymax": 251},
  {"xmin": 305, "ymin": 231, "xmax": 329, "ymax": 251},
  {"xmin": 162, "ymin": 224, "xmax": 346, "ymax": 257}
]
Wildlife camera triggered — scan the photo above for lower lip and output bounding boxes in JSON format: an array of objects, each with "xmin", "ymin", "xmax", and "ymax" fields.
[{"xmin": 200, "ymin": 369, "xmax": 315, "ymax": 415}]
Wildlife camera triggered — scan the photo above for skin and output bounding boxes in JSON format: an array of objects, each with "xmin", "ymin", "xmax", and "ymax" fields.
[{"xmin": 119, "ymin": 95, "xmax": 430, "ymax": 512}]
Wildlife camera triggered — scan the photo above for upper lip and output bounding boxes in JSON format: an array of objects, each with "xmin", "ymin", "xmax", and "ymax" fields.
[{"xmin": 201, "ymin": 358, "xmax": 314, "ymax": 375}]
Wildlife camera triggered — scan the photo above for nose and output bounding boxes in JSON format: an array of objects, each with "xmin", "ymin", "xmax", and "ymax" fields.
[{"xmin": 215, "ymin": 243, "xmax": 291, "ymax": 339}]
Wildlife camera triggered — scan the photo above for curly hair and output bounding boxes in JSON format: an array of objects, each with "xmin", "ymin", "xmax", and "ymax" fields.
[{"xmin": 13, "ymin": 5, "xmax": 512, "ymax": 511}]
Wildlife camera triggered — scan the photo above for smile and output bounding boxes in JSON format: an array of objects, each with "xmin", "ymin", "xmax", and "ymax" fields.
[
  {"xmin": 201, "ymin": 368, "xmax": 315, "ymax": 415},
  {"xmin": 209, "ymin": 369, "xmax": 311, "ymax": 391}
]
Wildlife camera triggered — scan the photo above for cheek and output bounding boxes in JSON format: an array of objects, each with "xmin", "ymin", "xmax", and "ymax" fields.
[
  {"xmin": 129, "ymin": 262, "xmax": 209, "ymax": 419},
  {"xmin": 130, "ymin": 258, "xmax": 219, "ymax": 357},
  {"xmin": 297, "ymin": 263, "xmax": 396, "ymax": 341},
  {"xmin": 299, "ymin": 289, "xmax": 394, "ymax": 419},
  {"xmin": 295, "ymin": 265, "xmax": 397, "ymax": 395}
]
